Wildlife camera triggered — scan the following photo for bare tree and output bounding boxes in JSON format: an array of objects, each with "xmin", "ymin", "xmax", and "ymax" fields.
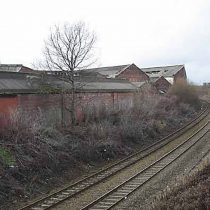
[{"xmin": 43, "ymin": 22, "xmax": 96, "ymax": 125}]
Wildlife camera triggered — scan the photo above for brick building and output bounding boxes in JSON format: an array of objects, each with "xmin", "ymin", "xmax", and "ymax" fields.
[
  {"xmin": 0, "ymin": 64, "xmax": 35, "ymax": 73},
  {"xmin": 85, "ymin": 63, "xmax": 150, "ymax": 82},
  {"xmin": 0, "ymin": 71, "xmax": 138, "ymax": 125},
  {"xmin": 84, "ymin": 64, "xmax": 186, "ymax": 92},
  {"xmin": 0, "ymin": 63, "xmax": 187, "ymax": 125},
  {"xmin": 141, "ymin": 65, "xmax": 187, "ymax": 84},
  {"xmin": 150, "ymin": 76, "xmax": 172, "ymax": 93}
]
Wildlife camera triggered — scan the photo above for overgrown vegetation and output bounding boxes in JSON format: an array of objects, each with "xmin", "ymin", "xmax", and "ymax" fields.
[
  {"xmin": 169, "ymin": 80, "xmax": 201, "ymax": 108},
  {"xmin": 150, "ymin": 153, "xmax": 210, "ymax": 210},
  {"xmin": 0, "ymin": 147, "xmax": 15, "ymax": 167},
  {"xmin": 0, "ymin": 83, "xmax": 202, "ymax": 208}
]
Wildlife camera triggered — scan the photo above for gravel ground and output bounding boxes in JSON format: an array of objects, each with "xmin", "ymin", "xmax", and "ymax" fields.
[
  {"xmin": 112, "ymin": 130, "xmax": 210, "ymax": 210},
  {"xmin": 51, "ymin": 115, "xmax": 210, "ymax": 210}
]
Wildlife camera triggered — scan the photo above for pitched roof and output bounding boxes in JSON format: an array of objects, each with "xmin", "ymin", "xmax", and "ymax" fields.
[
  {"xmin": 85, "ymin": 64, "xmax": 131, "ymax": 78},
  {"xmin": 0, "ymin": 64, "xmax": 34, "ymax": 73},
  {"xmin": 131, "ymin": 81, "xmax": 146, "ymax": 88},
  {"xmin": 51, "ymin": 77, "xmax": 137, "ymax": 92},
  {"xmin": 141, "ymin": 65, "xmax": 184, "ymax": 77},
  {"xmin": 0, "ymin": 64, "xmax": 23, "ymax": 72},
  {"xmin": 78, "ymin": 81, "xmax": 136, "ymax": 92},
  {"xmin": 0, "ymin": 72, "xmax": 37, "ymax": 94},
  {"xmin": 149, "ymin": 76, "xmax": 172, "ymax": 85},
  {"xmin": 0, "ymin": 71, "xmax": 137, "ymax": 94}
]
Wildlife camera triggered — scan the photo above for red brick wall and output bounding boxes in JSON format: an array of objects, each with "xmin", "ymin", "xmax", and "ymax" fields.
[
  {"xmin": 18, "ymin": 94, "xmax": 61, "ymax": 111},
  {"xmin": 19, "ymin": 66, "xmax": 35, "ymax": 73},
  {"xmin": 0, "ymin": 92, "xmax": 136, "ymax": 126},
  {"xmin": 0, "ymin": 96, "xmax": 18, "ymax": 125},
  {"xmin": 174, "ymin": 67, "xmax": 187, "ymax": 83},
  {"xmin": 154, "ymin": 77, "xmax": 171, "ymax": 92},
  {"xmin": 74, "ymin": 92, "xmax": 134, "ymax": 122},
  {"xmin": 116, "ymin": 64, "xmax": 149, "ymax": 82},
  {"xmin": 140, "ymin": 83, "xmax": 158, "ymax": 95}
]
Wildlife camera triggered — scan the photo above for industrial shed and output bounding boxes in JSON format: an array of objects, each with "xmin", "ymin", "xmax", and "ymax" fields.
[
  {"xmin": 0, "ymin": 64, "xmax": 35, "ymax": 73},
  {"xmin": 84, "ymin": 63, "xmax": 150, "ymax": 82},
  {"xmin": 0, "ymin": 71, "xmax": 139, "ymax": 125},
  {"xmin": 150, "ymin": 76, "xmax": 172, "ymax": 93},
  {"xmin": 141, "ymin": 65, "xmax": 187, "ymax": 84},
  {"xmin": 0, "ymin": 63, "xmax": 188, "ymax": 125}
]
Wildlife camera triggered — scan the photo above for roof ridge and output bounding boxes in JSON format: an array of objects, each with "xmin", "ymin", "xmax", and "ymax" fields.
[
  {"xmin": 0, "ymin": 64, "xmax": 23, "ymax": 66},
  {"xmin": 86, "ymin": 64, "xmax": 131, "ymax": 70},
  {"xmin": 114, "ymin": 64, "xmax": 132, "ymax": 76},
  {"xmin": 141, "ymin": 64, "xmax": 184, "ymax": 69}
]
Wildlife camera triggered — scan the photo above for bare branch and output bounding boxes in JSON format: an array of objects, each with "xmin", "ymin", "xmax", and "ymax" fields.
[{"xmin": 42, "ymin": 21, "xmax": 97, "ymax": 125}]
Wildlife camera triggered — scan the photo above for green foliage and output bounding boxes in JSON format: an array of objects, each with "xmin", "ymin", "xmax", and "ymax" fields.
[{"xmin": 0, "ymin": 147, "xmax": 15, "ymax": 166}]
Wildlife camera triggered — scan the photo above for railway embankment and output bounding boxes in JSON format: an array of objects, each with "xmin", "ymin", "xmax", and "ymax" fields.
[
  {"xmin": 0, "ymin": 83, "xmax": 203, "ymax": 209},
  {"xmin": 111, "ymin": 116, "xmax": 210, "ymax": 210},
  {"xmin": 148, "ymin": 150, "xmax": 210, "ymax": 210}
]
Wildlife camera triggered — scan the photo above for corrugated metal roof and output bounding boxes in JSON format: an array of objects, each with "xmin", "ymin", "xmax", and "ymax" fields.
[
  {"xmin": 149, "ymin": 77, "xmax": 159, "ymax": 83},
  {"xmin": 0, "ymin": 79, "xmax": 30, "ymax": 90},
  {"xmin": 0, "ymin": 71, "xmax": 138, "ymax": 94},
  {"xmin": 131, "ymin": 81, "xmax": 146, "ymax": 88},
  {"xmin": 53, "ymin": 79, "xmax": 137, "ymax": 92},
  {"xmin": 0, "ymin": 64, "xmax": 23, "ymax": 72},
  {"xmin": 81, "ymin": 81, "xmax": 136, "ymax": 91},
  {"xmin": 149, "ymin": 76, "xmax": 172, "ymax": 85},
  {"xmin": 141, "ymin": 65, "xmax": 184, "ymax": 77},
  {"xmin": 85, "ymin": 64, "xmax": 130, "ymax": 77}
]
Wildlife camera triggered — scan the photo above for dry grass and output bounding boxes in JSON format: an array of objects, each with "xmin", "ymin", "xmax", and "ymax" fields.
[
  {"xmin": 169, "ymin": 80, "xmax": 201, "ymax": 109},
  {"xmin": 0, "ymin": 90, "xmax": 201, "ymax": 207},
  {"xmin": 149, "ymin": 152, "xmax": 210, "ymax": 210}
]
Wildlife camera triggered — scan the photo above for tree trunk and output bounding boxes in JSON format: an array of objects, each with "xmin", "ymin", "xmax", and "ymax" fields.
[
  {"xmin": 71, "ymin": 80, "xmax": 76, "ymax": 125},
  {"xmin": 61, "ymin": 92, "xmax": 65, "ymax": 127}
]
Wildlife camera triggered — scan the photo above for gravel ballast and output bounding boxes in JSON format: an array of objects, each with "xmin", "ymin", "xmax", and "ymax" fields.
[{"xmin": 112, "ymin": 130, "xmax": 210, "ymax": 210}]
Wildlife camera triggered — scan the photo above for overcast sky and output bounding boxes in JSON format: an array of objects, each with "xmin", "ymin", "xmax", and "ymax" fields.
[{"xmin": 0, "ymin": 0, "xmax": 209, "ymax": 84}]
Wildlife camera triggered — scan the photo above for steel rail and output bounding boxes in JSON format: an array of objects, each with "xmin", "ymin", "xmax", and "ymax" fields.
[
  {"xmin": 81, "ymin": 120, "xmax": 210, "ymax": 210},
  {"xmin": 19, "ymin": 104, "xmax": 209, "ymax": 210}
]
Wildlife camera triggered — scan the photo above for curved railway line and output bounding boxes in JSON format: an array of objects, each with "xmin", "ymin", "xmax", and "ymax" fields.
[
  {"xmin": 82, "ymin": 121, "xmax": 210, "ymax": 210},
  {"xmin": 19, "ymin": 104, "xmax": 210, "ymax": 210}
]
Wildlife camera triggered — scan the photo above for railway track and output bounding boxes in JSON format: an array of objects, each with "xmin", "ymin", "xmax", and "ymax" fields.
[
  {"xmin": 19, "ymin": 105, "xmax": 210, "ymax": 210},
  {"xmin": 82, "ymin": 121, "xmax": 210, "ymax": 210}
]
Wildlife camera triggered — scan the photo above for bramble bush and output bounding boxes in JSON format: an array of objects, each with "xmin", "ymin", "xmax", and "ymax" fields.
[
  {"xmin": 0, "ymin": 89, "xmax": 201, "ymax": 206},
  {"xmin": 169, "ymin": 80, "xmax": 200, "ymax": 109}
]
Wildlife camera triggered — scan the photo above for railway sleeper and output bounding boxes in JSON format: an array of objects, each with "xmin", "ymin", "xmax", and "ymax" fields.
[
  {"xmin": 126, "ymin": 183, "xmax": 139, "ymax": 188},
  {"xmin": 31, "ymin": 207, "xmax": 44, "ymax": 210},
  {"xmin": 61, "ymin": 192, "xmax": 70, "ymax": 195},
  {"xmin": 50, "ymin": 197, "xmax": 63, "ymax": 201},
  {"xmin": 41, "ymin": 204, "xmax": 51, "ymax": 207},
  {"xmin": 135, "ymin": 176, "xmax": 148, "ymax": 181},
  {"xmin": 44, "ymin": 200, "xmax": 55, "ymax": 205},
  {"xmin": 97, "ymin": 174, "xmax": 106, "ymax": 179},
  {"xmin": 142, "ymin": 171, "xmax": 157, "ymax": 176},
  {"xmin": 94, "ymin": 202, "xmax": 113, "ymax": 207},
  {"xmin": 117, "ymin": 189, "xmax": 129, "ymax": 194},
  {"xmin": 111, "ymin": 194, "xmax": 124, "ymax": 198},
  {"xmin": 104, "ymin": 197, "xmax": 119, "ymax": 202},
  {"xmin": 113, "ymin": 192, "xmax": 128, "ymax": 197}
]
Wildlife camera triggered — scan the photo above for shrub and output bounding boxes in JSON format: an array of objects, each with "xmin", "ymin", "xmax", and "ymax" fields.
[
  {"xmin": 150, "ymin": 153, "xmax": 210, "ymax": 210},
  {"xmin": 0, "ymin": 147, "xmax": 15, "ymax": 167},
  {"xmin": 0, "ymin": 91, "xmax": 200, "ymax": 207},
  {"xmin": 169, "ymin": 80, "xmax": 200, "ymax": 109}
]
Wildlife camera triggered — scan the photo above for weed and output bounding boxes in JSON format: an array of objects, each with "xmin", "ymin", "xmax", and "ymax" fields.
[{"xmin": 0, "ymin": 147, "xmax": 15, "ymax": 167}]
